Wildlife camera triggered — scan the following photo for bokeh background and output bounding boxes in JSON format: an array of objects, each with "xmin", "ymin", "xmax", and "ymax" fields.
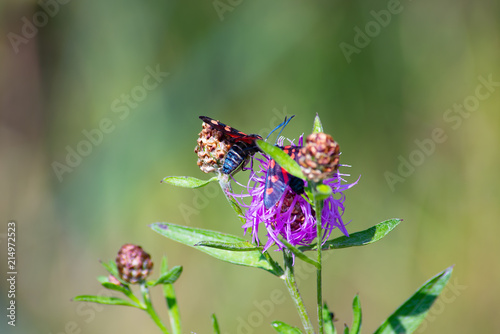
[{"xmin": 1, "ymin": 0, "xmax": 499, "ymax": 333}]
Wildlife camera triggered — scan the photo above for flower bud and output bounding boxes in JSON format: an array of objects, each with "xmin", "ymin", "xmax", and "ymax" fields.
[
  {"xmin": 299, "ymin": 132, "xmax": 340, "ymax": 182},
  {"xmin": 116, "ymin": 244, "xmax": 153, "ymax": 284},
  {"xmin": 194, "ymin": 121, "xmax": 232, "ymax": 173},
  {"xmin": 108, "ymin": 275, "xmax": 122, "ymax": 286}
]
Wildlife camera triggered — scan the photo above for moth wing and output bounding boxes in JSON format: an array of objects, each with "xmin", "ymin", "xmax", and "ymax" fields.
[{"xmin": 264, "ymin": 159, "xmax": 287, "ymax": 209}]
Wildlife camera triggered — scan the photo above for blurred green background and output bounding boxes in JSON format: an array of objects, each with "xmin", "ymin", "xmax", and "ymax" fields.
[{"xmin": 1, "ymin": 0, "xmax": 499, "ymax": 333}]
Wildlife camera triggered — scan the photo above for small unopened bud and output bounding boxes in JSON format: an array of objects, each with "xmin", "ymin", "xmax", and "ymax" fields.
[
  {"xmin": 108, "ymin": 275, "xmax": 122, "ymax": 286},
  {"xmin": 116, "ymin": 244, "xmax": 153, "ymax": 284},
  {"xmin": 194, "ymin": 121, "xmax": 232, "ymax": 173},
  {"xmin": 299, "ymin": 133, "xmax": 340, "ymax": 182}
]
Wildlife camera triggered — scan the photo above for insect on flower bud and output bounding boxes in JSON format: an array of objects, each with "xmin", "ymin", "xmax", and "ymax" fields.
[
  {"xmin": 299, "ymin": 132, "xmax": 340, "ymax": 182},
  {"xmin": 194, "ymin": 121, "xmax": 233, "ymax": 173},
  {"xmin": 116, "ymin": 244, "xmax": 153, "ymax": 284}
]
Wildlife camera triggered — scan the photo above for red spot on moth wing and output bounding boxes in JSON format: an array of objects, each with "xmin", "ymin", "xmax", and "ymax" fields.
[
  {"xmin": 270, "ymin": 160, "xmax": 276, "ymax": 168},
  {"xmin": 271, "ymin": 175, "xmax": 279, "ymax": 182},
  {"xmin": 266, "ymin": 188, "xmax": 274, "ymax": 195},
  {"xmin": 281, "ymin": 168, "xmax": 289, "ymax": 183}
]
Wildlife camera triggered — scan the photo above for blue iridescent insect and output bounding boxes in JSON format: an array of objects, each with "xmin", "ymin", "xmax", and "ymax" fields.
[{"xmin": 198, "ymin": 116, "xmax": 295, "ymax": 175}]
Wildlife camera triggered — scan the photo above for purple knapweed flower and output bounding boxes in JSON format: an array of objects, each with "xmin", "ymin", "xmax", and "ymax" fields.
[{"xmin": 231, "ymin": 136, "xmax": 358, "ymax": 251}]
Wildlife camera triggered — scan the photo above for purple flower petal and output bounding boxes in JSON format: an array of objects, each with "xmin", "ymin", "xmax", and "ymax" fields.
[{"xmin": 230, "ymin": 145, "xmax": 358, "ymax": 250}]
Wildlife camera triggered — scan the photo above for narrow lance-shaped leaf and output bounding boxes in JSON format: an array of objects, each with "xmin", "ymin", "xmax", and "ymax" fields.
[
  {"xmin": 101, "ymin": 282, "xmax": 132, "ymax": 295},
  {"xmin": 99, "ymin": 260, "xmax": 130, "ymax": 286},
  {"xmin": 150, "ymin": 266, "xmax": 183, "ymax": 286},
  {"xmin": 100, "ymin": 260, "xmax": 119, "ymax": 277},
  {"xmin": 73, "ymin": 295, "xmax": 141, "ymax": 308},
  {"xmin": 300, "ymin": 219, "xmax": 402, "ymax": 251},
  {"xmin": 161, "ymin": 176, "xmax": 218, "ymax": 188},
  {"xmin": 350, "ymin": 295, "xmax": 362, "ymax": 334},
  {"xmin": 256, "ymin": 140, "xmax": 306, "ymax": 180},
  {"xmin": 161, "ymin": 257, "xmax": 182, "ymax": 334},
  {"xmin": 271, "ymin": 321, "xmax": 303, "ymax": 334},
  {"xmin": 374, "ymin": 266, "xmax": 454, "ymax": 334},
  {"xmin": 195, "ymin": 241, "xmax": 263, "ymax": 251},
  {"xmin": 212, "ymin": 314, "xmax": 221, "ymax": 334},
  {"xmin": 150, "ymin": 223, "xmax": 283, "ymax": 276}
]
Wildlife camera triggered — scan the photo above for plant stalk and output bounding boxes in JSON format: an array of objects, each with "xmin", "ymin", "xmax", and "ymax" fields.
[
  {"xmin": 283, "ymin": 250, "xmax": 315, "ymax": 334},
  {"xmin": 141, "ymin": 284, "xmax": 170, "ymax": 334},
  {"xmin": 315, "ymin": 195, "xmax": 324, "ymax": 334}
]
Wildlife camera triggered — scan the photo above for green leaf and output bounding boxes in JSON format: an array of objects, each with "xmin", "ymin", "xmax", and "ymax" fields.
[
  {"xmin": 212, "ymin": 314, "xmax": 221, "ymax": 334},
  {"xmin": 344, "ymin": 324, "xmax": 349, "ymax": 334},
  {"xmin": 161, "ymin": 176, "xmax": 218, "ymax": 188},
  {"xmin": 73, "ymin": 295, "xmax": 141, "ymax": 308},
  {"xmin": 323, "ymin": 303, "xmax": 337, "ymax": 334},
  {"xmin": 315, "ymin": 184, "xmax": 332, "ymax": 201},
  {"xmin": 101, "ymin": 282, "xmax": 132, "ymax": 295},
  {"xmin": 161, "ymin": 257, "xmax": 182, "ymax": 334},
  {"xmin": 300, "ymin": 219, "xmax": 402, "ymax": 251},
  {"xmin": 195, "ymin": 241, "xmax": 263, "ymax": 251},
  {"xmin": 150, "ymin": 266, "xmax": 183, "ymax": 286},
  {"xmin": 350, "ymin": 295, "xmax": 362, "ymax": 334},
  {"xmin": 312, "ymin": 113, "xmax": 324, "ymax": 133},
  {"xmin": 100, "ymin": 260, "xmax": 119, "ymax": 277},
  {"xmin": 97, "ymin": 275, "xmax": 110, "ymax": 284},
  {"xmin": 280, "ymin": 238, "xmax": 320, "ymax": 269},
  {"xmin": 151, "ymin": 223, "xmax": 283, "ymax": 276},
  {"xmin": 271, "ymin": 321, "xmax": 303, "ymax": 334},
  {"xmin": 256, "ymin": 140, "xmax": 306, "ymax": 180},
  {"xmin": 99, "ymin": 260, "xmax": 131, "ymax": 286},
  {"xmin": 373, "ymin": 266, "xmax": 454, "ymax": 334}
]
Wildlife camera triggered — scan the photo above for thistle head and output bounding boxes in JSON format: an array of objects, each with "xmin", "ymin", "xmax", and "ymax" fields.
[
  {"xmin": 194, "ymin": 120, "xmax": 232, "ymax": 173},
  {"xmin": 299, "ymin": 132, "xmax": 340, "ymax": 182},
  {"xmin": 115, "ymin": 244, "xmax": 153, "ymax": 284}
]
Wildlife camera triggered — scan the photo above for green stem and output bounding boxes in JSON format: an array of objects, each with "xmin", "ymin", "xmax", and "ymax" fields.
[
  {"xmin": 218, "ymin": 176, "xmax": 246, "ymax": 225},
  {"xmin": 283, "ymin": 250, "xmax": 315, "ymax": 334},
  {"xmin": 122, "ymin": 286, "xmax": 143, "ymax": 307},
  {"xmin": 315, "ymin": 195, "xmax": 324, "ymax": 334},
  {"xmin": 163, "ymin": 283, "xmax": 182, "ymax": 334},
  {"xmin": 141, "ymin": 284, "xmax": 170, "ymax": 334}
]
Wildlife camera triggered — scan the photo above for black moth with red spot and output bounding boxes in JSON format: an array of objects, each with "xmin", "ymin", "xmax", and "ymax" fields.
[
  {"xmin": 264, "ymin": 145, "xmax": 305, "ymax": 209},
  {"xmin": 199, "ymin": 116, "xmax": 263, "ymax": 175}
]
